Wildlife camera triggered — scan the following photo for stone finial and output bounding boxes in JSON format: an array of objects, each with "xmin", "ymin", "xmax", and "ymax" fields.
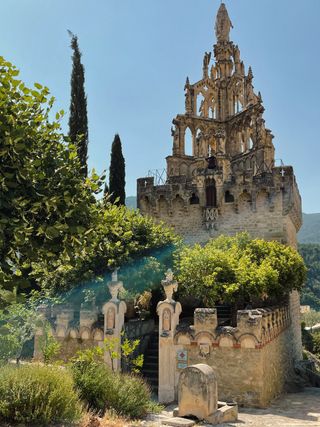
[
  {"xmin": 161, "ymin": 269, "xmax": 178, "ymax": 302},
  {"xmin": 111, "ymin": 267, "xmax": 119, "ymax": 282},
  {"xmin": 247, "ymin": 66, "xmax": 253, "ymax": 80},
  {"xmin": 215, "ymin": 3, "xmax": 233, "ymax": 42},
  {"xmin": 108, "ymin": 268, "xmax": 124, "ymax": 302}
]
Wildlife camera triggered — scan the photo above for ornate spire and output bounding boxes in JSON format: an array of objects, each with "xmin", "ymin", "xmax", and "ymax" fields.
[{"xmin": 215, "ymin": 3, "xmax": 233, "ymax": 43}]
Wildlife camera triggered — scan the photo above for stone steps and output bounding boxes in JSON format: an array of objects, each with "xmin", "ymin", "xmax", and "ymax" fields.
[{"xmin": 142, "ymin": 331, "xmax": 159, "ymax": 394}]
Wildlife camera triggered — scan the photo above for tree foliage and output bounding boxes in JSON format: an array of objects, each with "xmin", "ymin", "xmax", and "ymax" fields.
[
  {"xmin": 299, "ymin": 243, "xmax": 320, "ymax": 310},
  {"xmin": 175, "ymin": 233, "xmax": 307, "ymax": 307},
  {"xmin": 109, "ymin": 134, "xmax": 125, "ymax": 205},
  {"xmin": 0, "ymin": 57, "xmax": 176, "ymax": 304},
  {"xmin": 68, "ymin": 33, "xmax": 89, "ymax": 177}
]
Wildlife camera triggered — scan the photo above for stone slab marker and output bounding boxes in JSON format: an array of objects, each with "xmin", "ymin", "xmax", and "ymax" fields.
[
  {"xmin": 176, "ymin": 363, "xmax": 238, "ymax": 425},
  {"xmin": 178, "ymin": 364, "xmax": 217, "ymax": 419}
]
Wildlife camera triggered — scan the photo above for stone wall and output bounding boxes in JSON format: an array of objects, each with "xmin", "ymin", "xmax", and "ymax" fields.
[
  {"xmin": 34, "ymin": 305, "xmax": 154, "ymax": 366},
  {"xmin": 158, "ymin": 304, "xmax": 294, "ymax": 407}
]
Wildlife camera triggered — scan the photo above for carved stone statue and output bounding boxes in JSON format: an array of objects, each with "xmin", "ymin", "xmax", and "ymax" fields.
[
  {"xmin": 161, "ymin": 269, "xmax": 178, "ymax": 302},
  {"xmin": 199, "ymin": 99, "xmax": 205, "ymax": 117},
  {"xmin": 210, "ymin": 64, "xmax": 216, "ymax": 80},
  {"xmin": 163, "ymin": 308, "xmax": 171, "ymax": 331},
  {"xmin": 215, "ymin": 3, "xmax": 233, "ymax": 42},
  {"xmin": 107, "ymin": 307, "xmax": 115, "ymax": 329},
  {"xmin": 203, "ymin": 52, "xmax": 211, "ymax": 70}
]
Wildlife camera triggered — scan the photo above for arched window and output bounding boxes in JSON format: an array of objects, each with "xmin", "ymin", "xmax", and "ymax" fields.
[
  {"xmin": 189, "ymin": 193, "xmax": 200, "ymax": 205},
  {"xmin": 184, "ymin": 128, "xmax": 193, "ymax": 156},
  {"xmin": 206, "ymin": 179, "xmax": 217, "ymax": 207},
  {"xmin": 225, "ymin": 191, "xmax": 234, "ymax": 203}
]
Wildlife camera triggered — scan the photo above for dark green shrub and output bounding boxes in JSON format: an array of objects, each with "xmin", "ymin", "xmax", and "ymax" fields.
[
  {"xmin": 71, "ymin": 355, "xmax": 151, "ymax": 418},
  {"xmin": 107, "ymin": 373, "xmax": 151, "ymax": 418},
  {"xmin": 0, "ymin": 364, "xmax": 82, "ymax": 425},
  {"xmin": 72, "ymin": 359, "xmax": 112, "ymax": 413}
]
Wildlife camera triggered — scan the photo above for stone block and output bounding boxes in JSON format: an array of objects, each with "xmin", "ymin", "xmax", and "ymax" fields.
[
  {"xmin": 161, "ymin": 418, "xmax": 195, "ymax": 427},
  {"xmin": 178, "ymin": 364, "xmax": 217, "ymax": 419}
]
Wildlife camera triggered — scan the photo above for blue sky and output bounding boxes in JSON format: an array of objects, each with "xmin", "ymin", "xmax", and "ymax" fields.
[{"xmin": 1, "ymin": 0, "xmax": 320, "ymax": 213}]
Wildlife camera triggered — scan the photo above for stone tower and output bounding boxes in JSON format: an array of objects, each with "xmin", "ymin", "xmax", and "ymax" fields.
[
  {"xmin": 137, "ymin": 4, "xmax": 303, "ymax": 360},
  {"xmin": 137, "ymin": 3, "xmax": 302, "ymax": 249}
]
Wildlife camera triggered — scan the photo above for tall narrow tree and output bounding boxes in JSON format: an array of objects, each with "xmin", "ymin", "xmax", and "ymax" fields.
[
  {"xmin": 109, "ymin": 134, "xmax": 125, "ymax": 205},
  {"xmin": 68, "ymin": 32, "xmax": 89, "ymax": 176}
]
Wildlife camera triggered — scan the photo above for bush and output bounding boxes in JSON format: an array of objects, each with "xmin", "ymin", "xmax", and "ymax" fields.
[
  {"xmin": 106, "ymin": 373, "xmax": 151, "ymax": 419},
  {"xmin": 72, "ymin": 358, "xmax": 112, "ymax": 413},
  {"xmin": 71, "ymin": 356, "xmax": 151, "ymax": 418},
  {"xmin": 175, "ymin": 233, "xmax": 307, "ymax": 306},
  {"xmin": 0, "ymin": 364, "xmax": 82, "ymax": 425}
]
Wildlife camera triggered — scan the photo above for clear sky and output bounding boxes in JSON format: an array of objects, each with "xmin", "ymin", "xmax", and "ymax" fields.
[{"xmin": 1, "ymin": 0, "xmax": 320, "ymax": 213}]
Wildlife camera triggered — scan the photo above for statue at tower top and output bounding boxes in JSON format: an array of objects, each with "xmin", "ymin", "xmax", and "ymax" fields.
[{"xmin": 215, "ymin": 3, "xmax": 233, "ymax": 42}]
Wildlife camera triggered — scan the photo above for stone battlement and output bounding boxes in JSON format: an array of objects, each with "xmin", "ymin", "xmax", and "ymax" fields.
[{"xmin": 173, "ymin": 306, "xmax": 291, "ymax": 351}]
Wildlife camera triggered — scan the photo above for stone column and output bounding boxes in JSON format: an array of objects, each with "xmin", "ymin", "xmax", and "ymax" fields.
[
  {"xmin": 157, "ymin": 269, "xmax": 182, "ymax": 403},
  {"xmin": 102, "ymin": 268, "xmax": 127, "ymax": 372}
]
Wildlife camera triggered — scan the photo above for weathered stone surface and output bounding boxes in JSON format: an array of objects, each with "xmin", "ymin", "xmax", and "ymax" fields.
[
  {"xmin": 138, "ymin": 1, "xmax": 303, "ymax": 392},
  {"xmin": 178, "ymin": 364, "xmax": 217, "ymax": 419},
  {"xmin": 161, "ymin": 418, "xmax": 195, "ymax": 427}
]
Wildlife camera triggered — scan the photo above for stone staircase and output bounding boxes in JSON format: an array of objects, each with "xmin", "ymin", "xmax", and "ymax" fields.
[{"xmin": 142, "ymin": 331, "xmax": 159, "ymax": 395}]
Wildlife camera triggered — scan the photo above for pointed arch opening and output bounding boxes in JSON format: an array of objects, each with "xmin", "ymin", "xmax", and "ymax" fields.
[
  {"xmin": 190, "ymin": 193, "xmax": 200, "ymax": 205},
  {"xmin": 197, "ymin": 92, "xmax": 206, "ymax": 118},
  {"xmin": 184, "ymin": 127, "xmax": 193, "ymax": 156},
  {"xmin": 205, "ymin": 178, "xmax": 217, "ymax": 208}
]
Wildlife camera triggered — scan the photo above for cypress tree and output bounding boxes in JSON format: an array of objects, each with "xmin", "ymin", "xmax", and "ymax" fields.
[
  {"xmin": 68, "ymin": 32, "xmax": 89, "ymax": 176},
  {"xmin": 109, "ymin": 134, "xmax": 125, "ymax": 205}
]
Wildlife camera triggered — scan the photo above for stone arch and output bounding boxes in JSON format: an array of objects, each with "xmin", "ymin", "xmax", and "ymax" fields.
[
  {"xmin": 80, "ymin": 326, "xmax": 92, "ymax": 340},
  {"xmin": 68, "ymin": 328, "xmax": 79, "ymax": 339},
  {"xmin": 225, "ymin": 190, "xmax": 234, "ymax": 203},
  {"xmin": 174, "ymin": 332, "xmax": 192, "ymax": 345},
  {"xmin": 140, "ymin": 195, "xmax": 150, "ymax": 214},
  {"xmin": 238, "ymin": 190, "xmax": 251, "ymax": 211},
  {"xmin": 184, "ymin": 127, "xmax": 193, "ymax": 156},
  {"xmin": 256, "ymin": 189, "xmax": 269, "ymax": 211},
  {"xmin": 190, "ymin": 193, "xmax": 200, "ymax": 205},
  {"xmin": 158, "ymin": 195, "xmax": 169, "ymax": 216},
  {"xmin": 195, "ymin": 331, "xmax": 215, "ymax": 344},
  {"xmin": 92, "ymin": 328, "xmax": 104, "ymax": 342},
  {"xmin": 238, "ymin": 333, "xmax": 259, "ymax": 349},
  {"xmin": 218, "ymin": 335, "xmax": 235, "ymax": 348},
  {"xmin": 197, "ymin": 91, "xmax": 206, "ymax": 118},
  {"xmin": 56, "ymin": 326, "xmax": 66, "ymax": 338},
  {"xmin": 172, "ymin": 194, "xmax": 185, "ymax": 215},
  {"xmin": 205, "ymin": 178, "xmax": 217, "ymax": 207}
]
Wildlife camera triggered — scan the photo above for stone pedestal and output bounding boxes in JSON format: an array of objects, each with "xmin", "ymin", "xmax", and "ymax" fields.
[{"xmin": 176, "ymin": 363, "xmax": 238, "ymax": 425}]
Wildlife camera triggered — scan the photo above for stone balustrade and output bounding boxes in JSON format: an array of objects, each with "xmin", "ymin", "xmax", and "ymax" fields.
[{"xmin": 173, "ymin": 305, "xmax": 291, "ymax": 350}]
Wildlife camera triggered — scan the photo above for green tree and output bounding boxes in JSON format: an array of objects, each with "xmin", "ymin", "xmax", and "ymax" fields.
[
  {"xmin": 68, "ymin": 32, "xmax": 89, "ymax": 177},
  {"xmin": 299, "ymin": 243, "xmax": 320, "ymax": 310},
  {"xmin": 0, "ymin": 299, "xmax": 42, "ymax": 363},
  {"xmin": 175, "ymin": 233, "xmax": 306, "ymax": 307},
  {"xmin": 109, "ymin": 134, "xmax": 125, "ymax": 205},
  {"xmin": 0, "ymin": 56, "xmax": 101, "ymax": 302},
  {"xmin": 0, "ymin": 56, "xmax": 176, "ymax": 302}
]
